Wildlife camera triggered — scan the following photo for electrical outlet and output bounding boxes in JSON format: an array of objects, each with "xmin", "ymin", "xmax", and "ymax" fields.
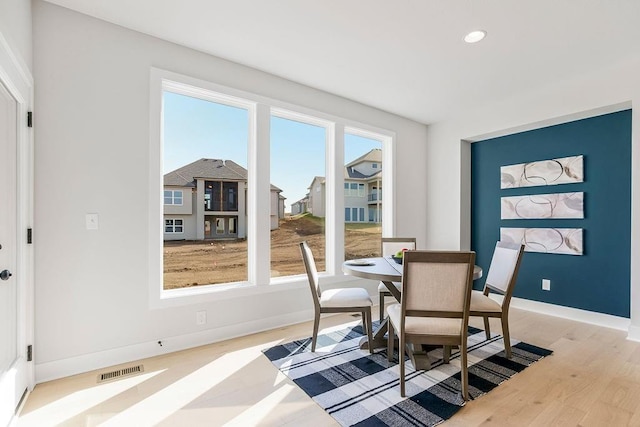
[
  {"xmin": 542, "ymin": 279, "xmax": 551, "ymax": 291},
  {"xmin": 86, "ymin": 213, "xmax": 99, "ymax": 230},
  {"xmin": 196, "ymin": 311, "xmax": 207, "ymax": 325}
]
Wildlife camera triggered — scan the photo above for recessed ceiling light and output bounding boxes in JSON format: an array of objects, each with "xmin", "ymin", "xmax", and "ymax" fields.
[{"xmin": 464, "ymin": 30, "xmax": 487, "ymax": 44}]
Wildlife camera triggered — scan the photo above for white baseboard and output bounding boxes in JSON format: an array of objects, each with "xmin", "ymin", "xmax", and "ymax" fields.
[
  {"xmin": 627, "ymin": 325, "xmax": 640, "ymax": 342},
  {"xmin": 35, "ymin": 308, "xmax": 315, "ymax": 384},
  {"xmin": 489, "ymin": 295, "xmax": 630, "ymax": 332}
]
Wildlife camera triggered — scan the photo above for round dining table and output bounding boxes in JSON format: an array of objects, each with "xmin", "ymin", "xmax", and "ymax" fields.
[{"xmin": 342, "ymin": 256, "xmax": 482, "ymax": 369}]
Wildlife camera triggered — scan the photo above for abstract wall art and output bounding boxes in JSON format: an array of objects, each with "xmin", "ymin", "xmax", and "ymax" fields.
[
  {"xmin": 500, "ymin": 227, "xmax": 583, "ymax": 255},
  {"xmin": 501, "ymin": 192, "xmax": 584, "ymax": 219},
  {"xmin": 500, "ymin": 155, "xmax": 583, "ymax": 189}
]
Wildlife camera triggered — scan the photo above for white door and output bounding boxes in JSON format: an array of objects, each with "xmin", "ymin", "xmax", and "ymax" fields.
[{"xmin": 0, "ymin": 79, "xmax": 26, "ymax": 426}]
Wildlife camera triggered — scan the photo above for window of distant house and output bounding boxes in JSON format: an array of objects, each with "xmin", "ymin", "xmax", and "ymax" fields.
[
  {"xmin": 164, "ymin": 190, "xmax": 183, "ymax": 205},
  {"xmin": 165, "ymin": 219, "xmax": 184, "ymax": 233},
  {"xmin": 372, "ymin": 163, "xmax": 378, "ymax": 168}
]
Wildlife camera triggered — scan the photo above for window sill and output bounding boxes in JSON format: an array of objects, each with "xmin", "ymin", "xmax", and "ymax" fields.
[{"xmin": 150, "ymin": 273, "xmax": 360, "ymax": 309}]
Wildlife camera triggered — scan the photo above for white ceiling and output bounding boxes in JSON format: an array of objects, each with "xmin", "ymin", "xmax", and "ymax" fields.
[{"xmin": 42, "ymin": 0, "xmax": 640, "ymax": 124}]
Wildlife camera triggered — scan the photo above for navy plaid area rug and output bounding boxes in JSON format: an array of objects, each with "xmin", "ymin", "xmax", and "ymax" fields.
[{"xmin": 262, "ymin": 321, "xmax": 552, "ymax": 427}]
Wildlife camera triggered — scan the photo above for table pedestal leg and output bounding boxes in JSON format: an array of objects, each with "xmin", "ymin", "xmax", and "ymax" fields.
[{"xmin": 359, "ymin": 317, "xmax": 390, "ymax": 350}]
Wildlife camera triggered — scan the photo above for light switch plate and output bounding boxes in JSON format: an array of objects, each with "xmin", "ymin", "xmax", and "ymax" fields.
[
  {"xmin": 86, "ymin": 213, "xmax": 99, "ymax": 230},
  {"xmin": 542, "ymin": 279, "xmax": 551, "ymax": 291}
]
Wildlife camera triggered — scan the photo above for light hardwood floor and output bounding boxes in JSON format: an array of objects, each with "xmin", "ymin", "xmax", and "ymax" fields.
[{"xmin": 17, "ymin": 307, "xmax": 640, "ymax": 426}]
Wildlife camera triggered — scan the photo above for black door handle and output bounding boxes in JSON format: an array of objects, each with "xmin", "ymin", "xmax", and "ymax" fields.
[{"xmin": 0, "ymin": 270, "xmax": 12, "ymax": 280}]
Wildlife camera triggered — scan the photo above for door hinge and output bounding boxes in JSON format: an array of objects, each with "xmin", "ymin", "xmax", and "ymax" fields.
[
  {"xmin": 27, "ymin": 228, "xmax": 32, "ymax": 244},
  {"xmin": 27, "ymin": 111, "xmax": 33, "ymax": 128},
  {"xmin": 27, "ymin": 345, "xmax": 33, "ymax": 362}
]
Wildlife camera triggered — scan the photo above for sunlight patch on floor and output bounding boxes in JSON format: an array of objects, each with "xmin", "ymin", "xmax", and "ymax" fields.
[
  {"xmin": 222, "ymin": 383, "xmax": 295, "ymax": 426},
  {"xmin": 18, "ymin": 371, "xmax": 164, "ymax": 427},
  {"xmin": 99, "ymin": 342, "xmax": 275, "ymax": 426}
]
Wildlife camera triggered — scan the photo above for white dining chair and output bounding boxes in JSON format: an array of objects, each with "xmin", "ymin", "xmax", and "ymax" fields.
[
  {"xmin": 299, "ymin": 241, "xmax": 374, "ymax": 353},
  {"xmin": 387, "ymin": 250, "xmax": 476, "ymax": 399},
  {"xmin": 469, "ymin": 241, "xmax": 524, "ymax": 358}
]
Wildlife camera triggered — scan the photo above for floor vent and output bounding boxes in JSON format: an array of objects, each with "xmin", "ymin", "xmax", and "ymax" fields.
[{"xmin": 98, "ymin": 364, "xmax": 144, "ymax": 383}]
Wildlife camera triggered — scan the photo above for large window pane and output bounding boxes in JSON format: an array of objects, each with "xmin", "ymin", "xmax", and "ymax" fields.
[
  {"xmin": 270, "ymin": 115, "xmax": 326, "ymax": 278},
  {"xmin": 344, "ymin": 133, "xmax": 382, "ymax": 260},
  {"xmin": 162, "ymin": 91, "xmax": 249, "ymax": 289}
]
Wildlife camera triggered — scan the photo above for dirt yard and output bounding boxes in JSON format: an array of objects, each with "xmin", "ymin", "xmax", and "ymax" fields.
[{"xmin": 163, "ymin": 214, "xmax": 381, "ymax": 289}]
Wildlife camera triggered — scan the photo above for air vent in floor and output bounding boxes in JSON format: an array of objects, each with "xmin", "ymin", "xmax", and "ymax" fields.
[{"xmin": 97, "ymin": 364, "xmax": 144, "ymax": 383}]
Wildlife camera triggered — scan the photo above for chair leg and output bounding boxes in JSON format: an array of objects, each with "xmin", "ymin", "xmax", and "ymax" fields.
[
  {"xmin": 501, "ymin": 315, "xmax": 512, "ymax": 359},
  {"xmin": 460, "ymin": 338, "xmax": 469, "ymax": 401},
  {"xmin": 311, "ymin": 311, "xmax": 320, "ymax": 352},
  {"xmin": 387, "ymin": 318, "xmax": 394, "ymax": 362},
  {"xmin": 379, "ymin": 292, "xmax": 385, "ymax": 321},
  {"xmin": 483, "ymin": 316, "xmax": 491, "ymax": 340},
  {"xmin": 364, "ymin": 309, "xmax": 374, "ymax": 354},
  {"xmin": 443, "ymin": 345, "xmax": 451, "ymax": 364},
  {"xmin": 399, "ymin": 331, "xmax": 406, "ymax": 397}
]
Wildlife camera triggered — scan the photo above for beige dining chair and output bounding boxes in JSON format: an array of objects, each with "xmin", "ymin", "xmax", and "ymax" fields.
[
  {"xmin": 387, "ymin": 250, "xmax": 476, "ymax": 399},
  {"xmin": 470, "ymin": 241, "xmax": 524, "ymax": 359},
  {"xmin": 299, "ymin": 241, "xmax": 374, "ymax": 353},
  {"xmin": 378, "ymin": 237, "xmax": 417, "ymax": 320}
]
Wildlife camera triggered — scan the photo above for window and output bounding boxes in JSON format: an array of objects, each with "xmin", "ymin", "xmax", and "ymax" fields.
[
  {"xmin": 270, "ymin": 114, "xmax": 326, "ymax": 278},
  {"xmin": 205, "ymin": 181, "xmax": 238, "ymax": 211},
  {"xmin": 165, "ymin": 219, "xmax": 183, "ymax": 233},
  {"xmin": 164, "ymin": 190, "xmax": 183, "ymax": 205},
  {"xmin": 344, "ymin": 133, "xmax": 383, "ymax": 260},
  {"xmin": 215, "ymin": 218, "xmax": 225, "ymax": 234},
  {"xmin": 161, "ymin": 86, "xmax": 249, "ymax": 290},
  {"xmin": 150, "ymin": 69, "xmax": 394, "ymax": 301},
  {"xmin": 344, "ymin": 182, "xmax": 365, "ymax": 197}
]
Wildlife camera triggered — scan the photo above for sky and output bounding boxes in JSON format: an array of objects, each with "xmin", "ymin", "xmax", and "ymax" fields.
[{"xmin": 163, "ymin": 91, "xmax": 381, "ymax": 210}]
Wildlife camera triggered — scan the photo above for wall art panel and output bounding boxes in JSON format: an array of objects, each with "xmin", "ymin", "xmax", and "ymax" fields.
[
  {"xmin": 500, "ymin": 155, "xmax": 583, "ymax": 189},
  {"xmin": 501, "ymin": 192, "xmax": 584, "ymax": 219},
  {"xmin": 500, "ymin": 227, "xmax": 583, "ymax": 255}
]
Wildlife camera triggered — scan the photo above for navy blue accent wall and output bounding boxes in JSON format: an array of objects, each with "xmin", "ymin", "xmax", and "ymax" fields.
[{"xmin": 471, "ymin": 110, "xmax": 632, "ymax": 317}]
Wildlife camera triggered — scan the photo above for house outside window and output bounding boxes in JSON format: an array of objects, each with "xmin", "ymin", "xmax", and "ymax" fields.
[
  {"xmin": 151, "ymin": 69, "xmax": 394, "ymax": 302},
  {"xmin": 164, "ymin": 190, "xmax": 183, "ymax": 205},
  {"xmin": 165, "ymin": 219, "xmax": 183, "ymax": 233}
]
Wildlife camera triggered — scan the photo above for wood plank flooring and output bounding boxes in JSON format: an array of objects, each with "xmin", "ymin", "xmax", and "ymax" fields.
[{"xmin": 17, "ymin": 307, "xmax": 640, "ymax": 426}]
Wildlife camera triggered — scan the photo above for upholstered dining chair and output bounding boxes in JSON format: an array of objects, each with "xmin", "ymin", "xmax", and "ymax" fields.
[
  {"xmin": 470, "ymin": 241, "xmax": 525, "ymax": 359},
  {"xmin": 387, "ymin": 250, "xmax": 476, "ymax": 399},
  {"xmin": 299, "ymin": 241, "xmax": 374, "ymax": 353},
  {"xmin": 378, "ymin": 237, "xmax": 417, "ymax": 320}
]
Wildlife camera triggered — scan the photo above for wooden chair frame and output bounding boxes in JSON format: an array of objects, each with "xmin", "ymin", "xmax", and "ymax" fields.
[
  {"xmin": 470, "ymin": 241, "xmax": 524, "ymax": 359},
  {"xmin": 299, "ymin": 242, "xmax": 374, "ymax": 353},
  {"xmin": 387, "ymin": 250, "xmax": 476, "ymax": 399}
]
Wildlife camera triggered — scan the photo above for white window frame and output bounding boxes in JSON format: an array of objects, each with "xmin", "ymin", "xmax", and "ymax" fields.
[
  {"xmin": 164, "ymin": 189, "xmax": 183, "ymax": 206},
  {"xmin": 148, "ymin": 68, "xmax": 395, "ymax": 308},
  {"xmin": 165, "ymin": 218, "xmax": 184, "ymax": 234}
]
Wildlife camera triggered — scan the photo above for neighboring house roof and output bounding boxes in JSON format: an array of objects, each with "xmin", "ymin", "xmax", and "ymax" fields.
[
  {"xmin": 345, "ymin": 167, "xmax": 368, "ymax": 179},
  {"xmin": 164, "ymin": 158, "xmax": 282, "ymax": 191},
  {"xmin": 307, "ymin": 176, "xmax": 325, "ymax": 190},
  {"xmin": 345, "ymin": 148, "xmax": 382, "ymax": 168}
]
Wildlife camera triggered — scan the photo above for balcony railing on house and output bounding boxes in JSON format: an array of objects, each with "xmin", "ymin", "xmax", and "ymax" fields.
[
  {"xmin": 367, "ymin": 192, "xmax": 382, "ymax": 202},
  {"xmin": 205, "ymin": 201, "xmax": 238, "ymax": 212}
]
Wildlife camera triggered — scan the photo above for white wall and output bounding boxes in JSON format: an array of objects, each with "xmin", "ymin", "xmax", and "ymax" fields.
[
  {"xmin": 425, "ymin": 55, "xmax": 640, "ymax": 337},
  {"xmin": 32, "ymin": 1, "xmax": 428, "ymax": 381},
  {"xmin": 0, "ymin": 0, "xmax": 32, "ymax": 71}
]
